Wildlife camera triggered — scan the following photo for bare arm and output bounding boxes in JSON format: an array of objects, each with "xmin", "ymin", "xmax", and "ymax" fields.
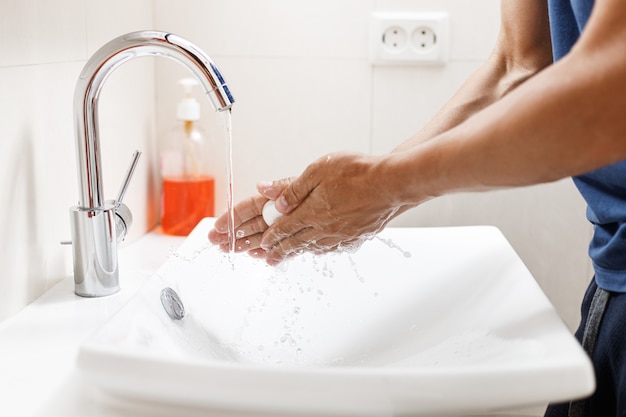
[
  {"xmin": 394, "ymin": 0, "xmax": 553, "ymax": 152},
  {"xmin": 382, "ymin": 0, "xmax": 626, "ymax": 206},
  {"xmin": 257, "ymin": 0, "xmax": 626, "ymax": 264}
]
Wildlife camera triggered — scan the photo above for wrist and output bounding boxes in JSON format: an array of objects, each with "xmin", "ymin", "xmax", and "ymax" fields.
[{"xmin": 375, "ymin": 143, "xmax": 447, "ymax": 208}]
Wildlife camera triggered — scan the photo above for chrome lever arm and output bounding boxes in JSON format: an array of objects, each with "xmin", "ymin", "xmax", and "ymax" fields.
[{"xmin": 115, "ymin": 150, "xmax": 142, "ymax": 208}]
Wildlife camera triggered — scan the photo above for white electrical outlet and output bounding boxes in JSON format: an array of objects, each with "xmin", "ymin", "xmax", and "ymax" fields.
[
  {"xmin": 370, "ymin": 11, "xmax": 449, "ymax": 65},
  {"xmin": 382, "ymin": 26, "xmax": 408, "ymax": 52}
]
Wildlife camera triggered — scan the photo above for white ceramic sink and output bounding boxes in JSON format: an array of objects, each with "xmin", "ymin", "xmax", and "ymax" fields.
[{"xmin": 78, "ymin": 218, "xmax": 594, "ymax": 416}]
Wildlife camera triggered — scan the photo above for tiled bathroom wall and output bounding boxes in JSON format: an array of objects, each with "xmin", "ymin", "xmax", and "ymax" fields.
[
  {"xmin": 0, "ymin": 0, "xmax": 592, "ymax": 333},
  {"xmin": 0, "ymin": 0, "xmax": 157, "ymax": 321},
  {"xmin": 154, "ymin": 0, "xmax": 592, "ymax": 330}
]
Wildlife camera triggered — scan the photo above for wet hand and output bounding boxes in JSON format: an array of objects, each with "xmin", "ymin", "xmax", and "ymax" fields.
[
  {"xmin": 207, "ymin": 178, "xmax": 292, "ymax": 258},
  {"xmin": 259, "ymin": 152, "xmax": 400, "ymax": 265}
]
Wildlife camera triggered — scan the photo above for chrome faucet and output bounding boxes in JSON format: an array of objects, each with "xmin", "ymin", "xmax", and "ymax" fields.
[{"xmin": 70, "ymin": 31, "xmax": 234, "ymax": 297}]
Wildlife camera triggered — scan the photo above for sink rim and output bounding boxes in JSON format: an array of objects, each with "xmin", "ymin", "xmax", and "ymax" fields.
[{"xmin": 77, "ymin": 219, "xmax": 595, "ymax": 416}]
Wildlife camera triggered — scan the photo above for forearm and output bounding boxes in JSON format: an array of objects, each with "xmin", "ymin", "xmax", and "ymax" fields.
[
  {"xmin": 394, "ymin": 0, "xmax": 552, "ymax": 153},
  {"xmin": 381, "ymin": 29, "xmax": 626, "ymax": 206},
  {"xmin": 393, "ymin": 56, "xmax": 532, "ymax": 153}
]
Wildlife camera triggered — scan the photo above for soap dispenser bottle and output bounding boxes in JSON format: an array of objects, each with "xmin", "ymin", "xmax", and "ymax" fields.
[{"xmin": 160, "ymin": 78, "xmax": 215, "ymax": 236}]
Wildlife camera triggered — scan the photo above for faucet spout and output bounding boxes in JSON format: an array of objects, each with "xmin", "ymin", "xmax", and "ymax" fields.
[
  {"xmin": 75, "ymin": 30, "xmax": 234, "ymax": 209},
  {"xmin": 70, "ymin": 31, "xmax": 234, "ymax": 297}
]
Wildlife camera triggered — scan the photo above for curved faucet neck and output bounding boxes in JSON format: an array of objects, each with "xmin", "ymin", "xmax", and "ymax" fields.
[{"xmin": 73, "ymin": 30, "xmax": 234, "ymax": 209}]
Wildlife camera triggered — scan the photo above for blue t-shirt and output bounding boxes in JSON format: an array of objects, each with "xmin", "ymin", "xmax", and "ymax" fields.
[{"xmin": 549, "ymin": 0, "xmax": 626, "ymax": 292}]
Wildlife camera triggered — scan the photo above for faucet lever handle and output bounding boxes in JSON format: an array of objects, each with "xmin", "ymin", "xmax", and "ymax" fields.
[{"xmin": 115, "ymin": 150, "xmax": 142, "ymax": 208}]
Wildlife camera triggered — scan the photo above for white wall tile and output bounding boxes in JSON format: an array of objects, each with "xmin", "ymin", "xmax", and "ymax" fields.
[
  {"xmin": 0, "ymin": 56, "xmax": 157, "ymax": 322},
  {"xmin": 34, "ymin": 62, "xmax": 84, "ymax": 288},
  {"xmin": 0, "ymin": 0, "xmax": 156, "ymax": 322},
  {"xmin": 0, "ymin": 61, "xmax": 82, "ymax": 320},
  {"xmin": 0, "ymin": 0, "xmax": 86, "ymax": 67},
  {"xmin": 371, "ymin": 61, "xmax": 483, "ymax": 154},
  {"xmin": 447, "ymin": 0, "xmax": 500, "ymax": 61},
  {"xmin": 154, "ymin": 0, "xmax": 375, "ymax": 59},
  {"xmin": 85, "ymin": 0, "xmax": 155, "ymax": 54},
  {"xmin": 0, "ymin": 64, "xmax": 45, "ymax": 318},
  {"xmin": 156, "ymin": 55, "xmax": 372, "ymax": 214},
  {"xmin": 227, "ymin": 56, "xmax": 372, "ymax": 207}
]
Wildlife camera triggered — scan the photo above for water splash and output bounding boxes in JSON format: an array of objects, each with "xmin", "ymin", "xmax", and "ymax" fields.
[
  {"xmin": 348, "ymin": 255, "xmax": 365, "ymax": 283},
  {"xmin": 375, "ymin": 236, "xmax": 412, "ymax": 258},
  {"xmin": 170, "ymin": 242, "xmax": 213, "ymax": 263}
]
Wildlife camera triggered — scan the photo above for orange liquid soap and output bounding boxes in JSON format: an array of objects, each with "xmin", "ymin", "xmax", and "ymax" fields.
[{"xmin": 161, "ymin": 175, "xmax": 215, "ymax": 236}]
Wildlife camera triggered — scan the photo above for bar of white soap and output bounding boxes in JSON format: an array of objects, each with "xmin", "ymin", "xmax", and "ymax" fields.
[{"xmin": 262, "ymin": 200, "xmax": 282, "ymax": 226}]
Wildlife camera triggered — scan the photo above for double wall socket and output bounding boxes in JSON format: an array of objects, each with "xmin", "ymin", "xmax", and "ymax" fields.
[{"xmin": 370, "ymin": 11, "xmax": 449, "ymax": 65}]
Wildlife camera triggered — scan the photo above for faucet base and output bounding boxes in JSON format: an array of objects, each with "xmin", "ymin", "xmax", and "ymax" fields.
[
  {"xmin": 70, "ymin": 205, "xmax": 120, "ymax": 297},
  {"xmin": 75, "ymin": 287, "xmax": 120, "ymax": 298}
]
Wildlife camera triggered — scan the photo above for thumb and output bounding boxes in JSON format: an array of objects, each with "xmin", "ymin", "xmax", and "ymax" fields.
[
  {"xmin": 256, "ymin": 178, "xmax": 293, "ymax": 200},
  {"xmin": 274, "ymin": 165, "xmax": 320, "ymax": 214}
]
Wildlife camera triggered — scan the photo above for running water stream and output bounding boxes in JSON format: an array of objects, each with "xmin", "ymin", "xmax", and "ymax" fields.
[{"xmin": 220, "ymin": 110, "xmax": 236, "ymax": 256}]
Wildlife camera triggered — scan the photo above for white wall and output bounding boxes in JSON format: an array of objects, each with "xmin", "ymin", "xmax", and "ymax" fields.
[
  {"xmin": 154, "ymin": 0, "xmax": 592, "ymax": 330},
  {"xmin": 0, "ymin": 0, "xmax": 158, "ymax": 321},
  {"xmin": 0, "ymin": 0, "xmax": 592, "ymax": 331}
]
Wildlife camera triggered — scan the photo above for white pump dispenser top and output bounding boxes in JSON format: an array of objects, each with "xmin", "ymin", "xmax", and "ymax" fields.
[{"xmin": 176, "ymin": 78, "xmax": 201, "ymax": 121}]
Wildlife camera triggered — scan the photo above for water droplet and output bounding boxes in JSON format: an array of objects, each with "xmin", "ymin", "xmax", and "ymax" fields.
[
  {"xmin": 332, "ymin": 357, "xmax": 345, "ymax": 365},
  {"xmin": 376, "ymin": 236, "xmax": 412, "ymax": 258}
]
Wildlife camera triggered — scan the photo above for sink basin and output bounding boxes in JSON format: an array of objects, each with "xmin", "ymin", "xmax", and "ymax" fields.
[{"xmin": 77, "ymin": 218, "xmax": 594, "ymax": 416}]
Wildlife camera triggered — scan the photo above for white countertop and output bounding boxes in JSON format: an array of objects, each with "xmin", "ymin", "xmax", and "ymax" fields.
[{"xmin": 0, "ymin": 229, "xmax": 185, "ymax": 417}]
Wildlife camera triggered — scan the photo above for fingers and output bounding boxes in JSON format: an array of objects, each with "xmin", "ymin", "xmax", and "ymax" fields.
[
  {"xmin": 259, "ymin": 208, "xmax": 310, "ymax": 253},
  {"xmin": 263, "ymin": 227, "xmax": 363, "ymax": 265},
  {"xmin": 209, "ymin": 153, "xmax": 345, "ymax": 264},
  {"xmin": 207, "ymin": 227, "xmax": 227, "ymax": 245},
  {"xmin": 209, "ymin": 180, "xmax": 291, "ymax": 256},
  {"xmin": 273, "ymin": 157, "xmax": 327, "ymax": 214},
  {"xmin": 212, "ymin": 194, "xmax": 268, "ymax": 234},
  {"xmin": 256, "ymin": 177, "xmax": 293, "ymax": 200},
  {"xmin": 258, "ymin": 156, "xmax": 331, "ymax": 255},
  {"xmin": 231, "ymin": 231, "xmax": 264, "ymax": 253},
  {"xmin": 209, "ymin": 194, "xmax": 269, "ymax": 254}
]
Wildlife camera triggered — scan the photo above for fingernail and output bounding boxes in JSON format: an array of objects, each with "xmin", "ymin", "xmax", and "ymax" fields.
[
  {"xmin": 257, "ymin": 180, "xmax": 273, "ymax": 190},
  {"xmin": 275, "ymin": 196, "xmax": 288, "ymax": 213}
]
